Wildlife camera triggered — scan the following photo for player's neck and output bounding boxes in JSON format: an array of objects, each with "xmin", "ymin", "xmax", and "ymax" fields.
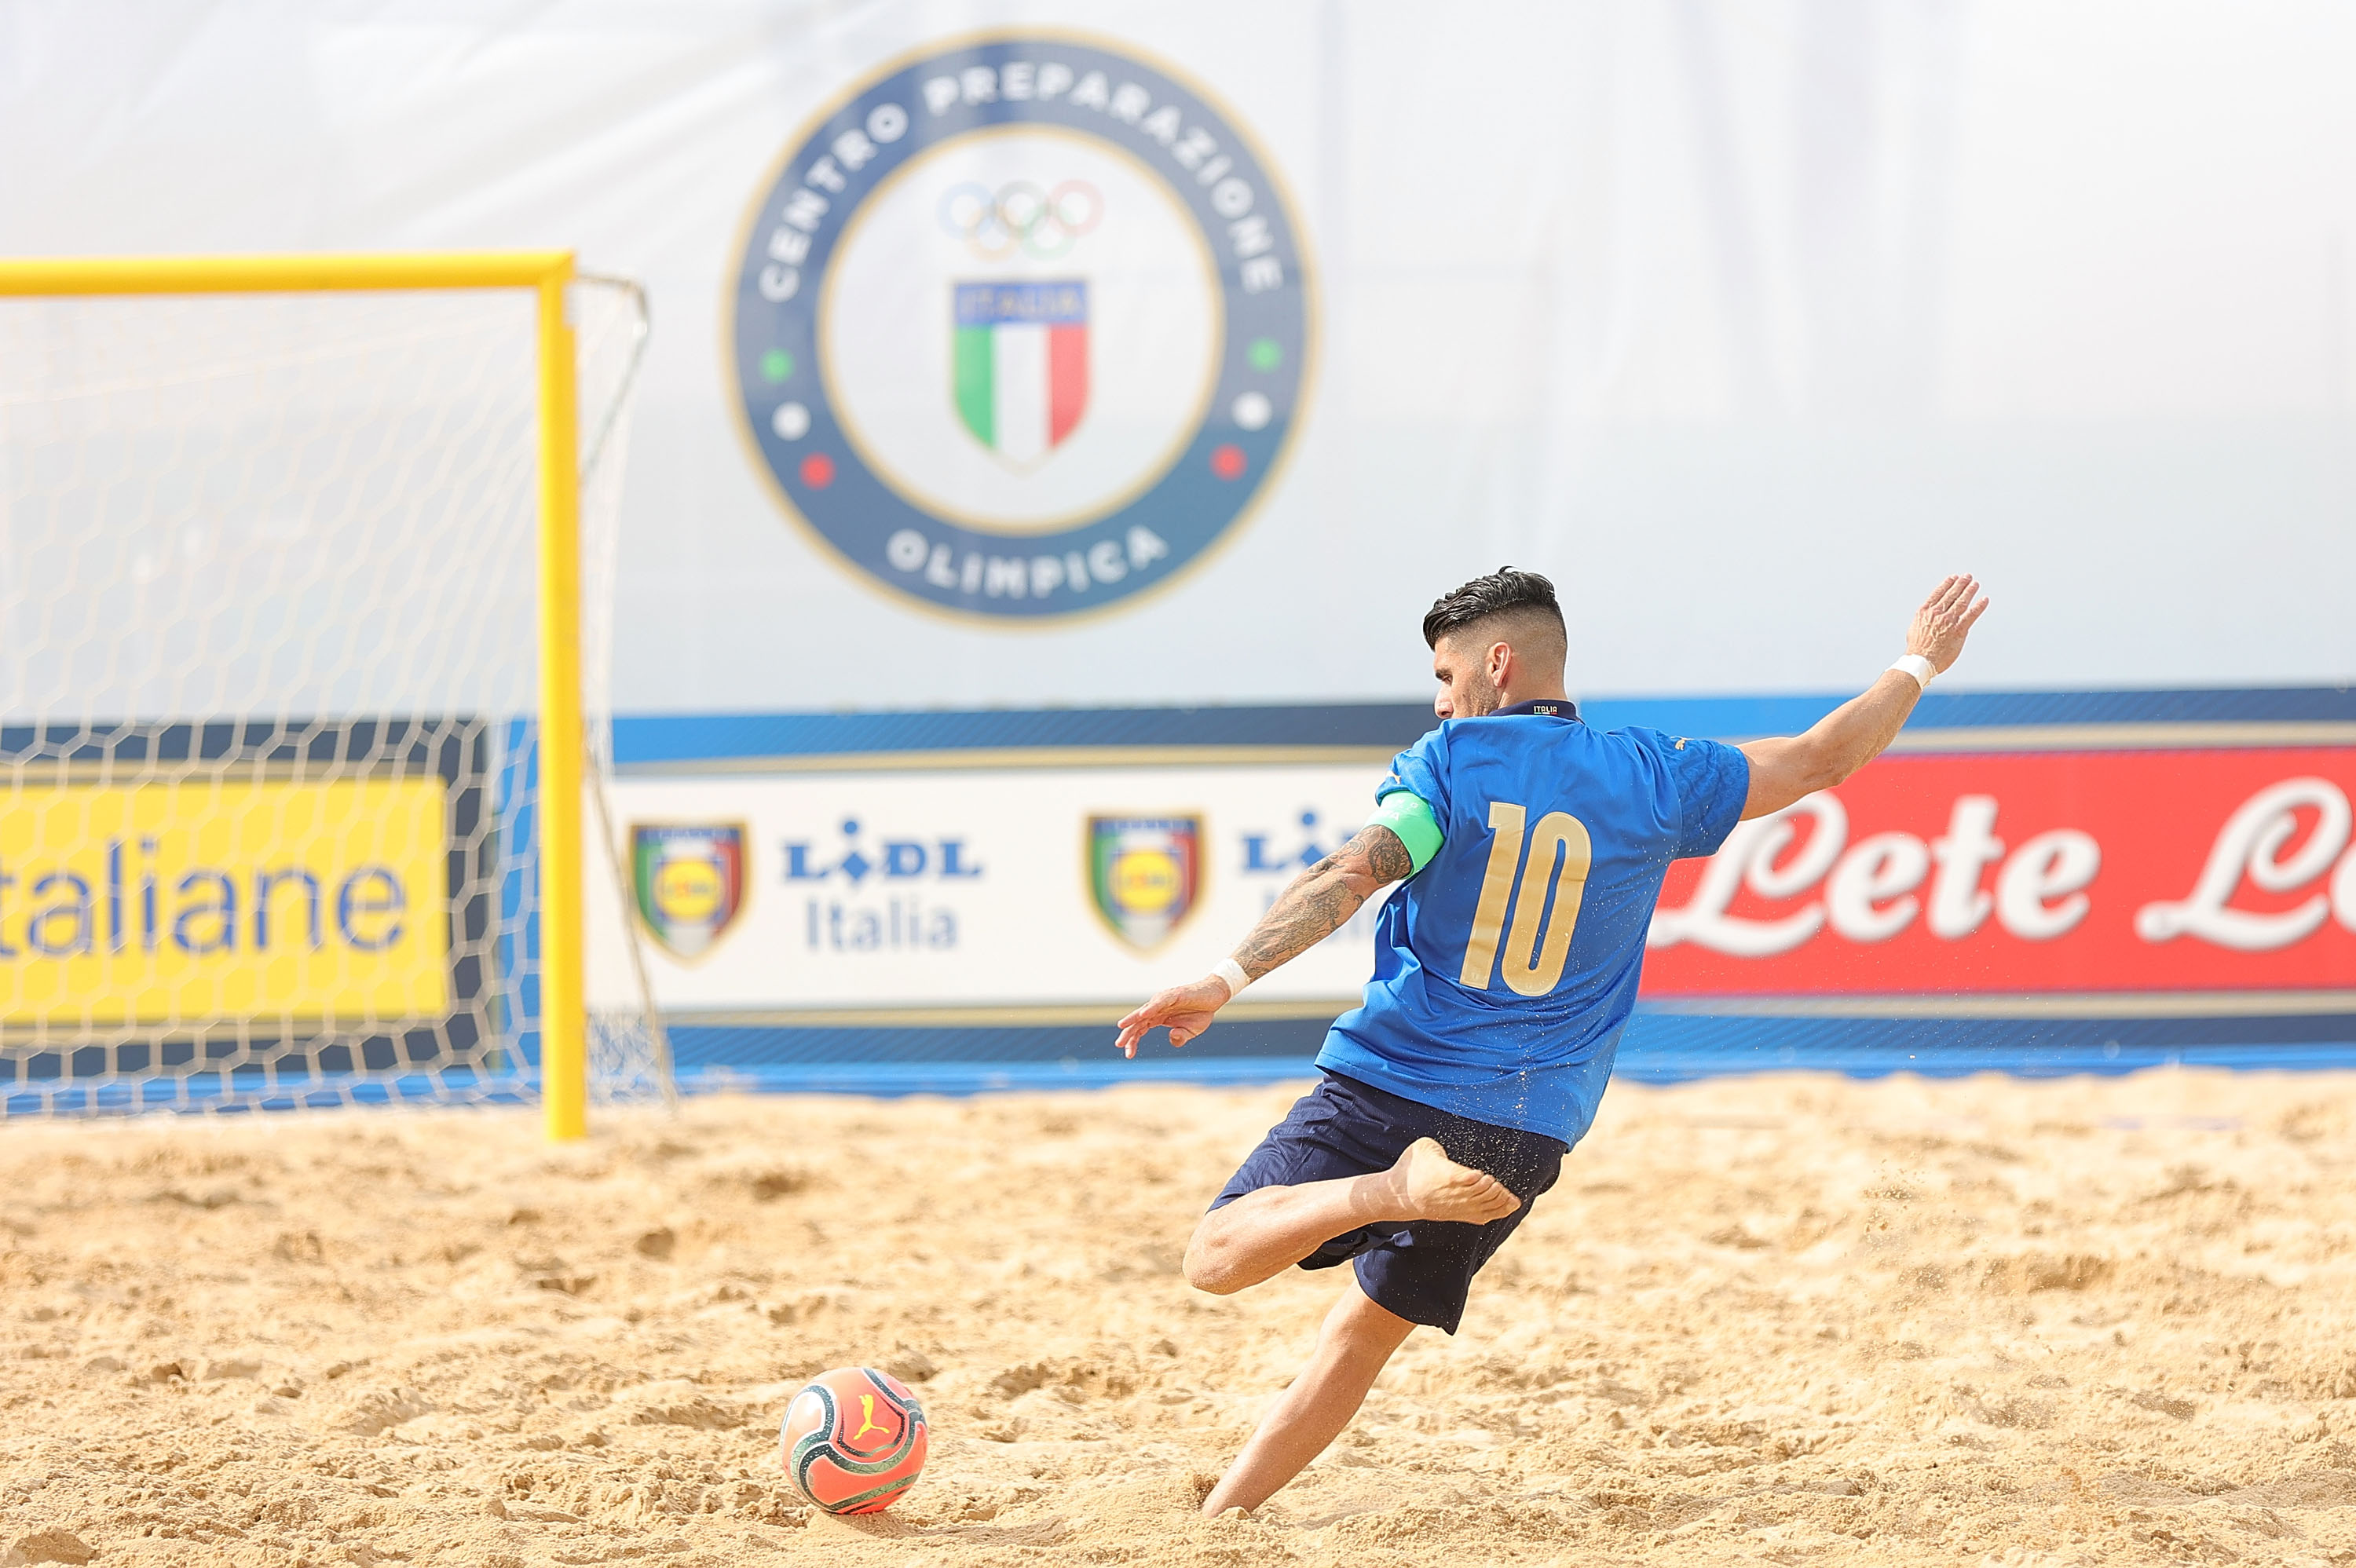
[{"xmin": 1488, "ymin": 680, "xmax": 1568, "ymax": 713}]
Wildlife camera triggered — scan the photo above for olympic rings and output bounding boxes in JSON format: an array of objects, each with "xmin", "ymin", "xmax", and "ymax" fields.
[{"xmin": 937, "ymin": 180, "xmax": 1103, "ymax": 260}]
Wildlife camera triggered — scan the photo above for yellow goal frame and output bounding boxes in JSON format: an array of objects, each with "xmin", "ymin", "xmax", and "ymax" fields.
[{"xmin": 0, "ymin": 252, "xmax": 594, "ymax": 1140}]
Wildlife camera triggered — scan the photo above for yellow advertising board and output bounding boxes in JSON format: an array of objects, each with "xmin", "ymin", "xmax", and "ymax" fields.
[{"xmin": 0, "ymin": 778, "xmax": 449, "ymax": 1024}]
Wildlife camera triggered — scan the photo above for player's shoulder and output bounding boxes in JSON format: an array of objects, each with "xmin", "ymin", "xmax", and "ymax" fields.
[
  {"xmin": 1570, "ymin": 723, "xmax": 1682, "ymax": 781},
  {"xmin": 1605, "ymin": 726, "xmax": 1751, "ymax": 813},
  {"xmin": 1606, "ymin": 724, "xmax": 1697, "ymax": 757},
  {"xmin": 1602, "ymin": 724, "xmax": 1740, "ymax": 773}
]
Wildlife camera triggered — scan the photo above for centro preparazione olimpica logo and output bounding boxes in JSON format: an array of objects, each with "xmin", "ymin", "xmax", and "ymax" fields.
[{"xmin": 730, "ymin": 35, "xmax": 1312, "ymax": 621}]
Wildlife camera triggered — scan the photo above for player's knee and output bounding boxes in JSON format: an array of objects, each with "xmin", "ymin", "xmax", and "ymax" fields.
[
  {"xmin": 1181, "ymin": 1226, "xmax": 1245, "ymax": 1295},
  {"xmin": 1183, "ymin": 1246, "xmax": 1242, "ymax": 1295},
  {"xmin": 1184, "ymin": 1259, "xmax": 1244, "ymax": 1295}
]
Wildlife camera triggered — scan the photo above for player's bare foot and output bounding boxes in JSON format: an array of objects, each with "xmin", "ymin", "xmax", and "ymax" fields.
[{"xmin": 1388, "ymin": 1136, "xmax": 1520, "ymax": 1224}]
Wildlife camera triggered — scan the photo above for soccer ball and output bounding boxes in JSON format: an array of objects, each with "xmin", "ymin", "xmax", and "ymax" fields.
[{"xmin": 778, "ymin": 1366, "xmax": 928, "ymax": 1515}]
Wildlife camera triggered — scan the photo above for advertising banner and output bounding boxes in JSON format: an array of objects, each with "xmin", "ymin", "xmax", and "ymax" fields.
[
  {"xmin": 598, "ymin": 740, "xmax": 2356, "ymax": 1025},
  {"xmin": 0, "ymin": 778, "xmax": 450, "ymax": 1024},
  {"xmin": 588, "ymin": 764, "xmax": 1395, "ymax": 1018},
  {"xmin": 1648, "ymin": 749, "xmax": 2356, "ymax": 1005}
]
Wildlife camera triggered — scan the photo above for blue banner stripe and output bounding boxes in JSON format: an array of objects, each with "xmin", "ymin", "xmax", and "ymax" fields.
[
  {"xmin": 661, "ymin": 1007, "xmax": 2354, "ymax": 1070},
  {"xmin": 613, "ymin": 704, "xmax": 1436, "ymax": 762},
  {"xmin": 659, "ymin": 1006, "xmax": 2356, "ymax": 1098},
  {"xmin": 613, "ymin": 686, "xmax": 2356, "ymax": 767},
  {"xmin": 671, "ymin": 1040, "xmax": 2356, "ymax": 1099}
]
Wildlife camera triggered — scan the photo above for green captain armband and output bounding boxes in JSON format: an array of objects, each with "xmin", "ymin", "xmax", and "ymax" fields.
[{"xmin": 1367, "ymin": 790, "xmax": 1443, "ymax": 873}]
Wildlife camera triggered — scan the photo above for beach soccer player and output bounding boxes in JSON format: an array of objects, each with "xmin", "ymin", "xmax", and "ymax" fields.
[{"xmin": 1114, "ymin": 567, "xmax": 1990, "ymax": 1517}]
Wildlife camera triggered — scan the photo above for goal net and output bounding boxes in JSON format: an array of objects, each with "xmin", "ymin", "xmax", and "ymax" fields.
[{"xmin": 0, "ymin": 254, "xmax": 671, "ymax": 1127}]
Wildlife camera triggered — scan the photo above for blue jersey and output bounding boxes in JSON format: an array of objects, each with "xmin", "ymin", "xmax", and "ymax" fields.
[{"xmin": 1316, "ymin": 701, "xmax": 1750, "ymax": 1145}]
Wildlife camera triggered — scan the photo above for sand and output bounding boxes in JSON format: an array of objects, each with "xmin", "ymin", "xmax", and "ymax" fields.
[{"xmin": 4, "ymin": 1067, "xmax": 2356, "ymax": 1567}]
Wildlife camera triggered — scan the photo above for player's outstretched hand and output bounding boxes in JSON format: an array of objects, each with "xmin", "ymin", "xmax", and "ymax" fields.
[
  {"xmin": 1114, "ymin": 978, "xmax": 1231, "ymax": 1058},
  {"xmin": 1907, "ymin": 573, "xmax": 1991, "ymax": 675}
]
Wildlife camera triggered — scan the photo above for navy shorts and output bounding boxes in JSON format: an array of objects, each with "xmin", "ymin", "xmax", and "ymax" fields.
[{"xmin": 1209, "ymin": 1071, "xmax": 1568, "ymax": 1335}]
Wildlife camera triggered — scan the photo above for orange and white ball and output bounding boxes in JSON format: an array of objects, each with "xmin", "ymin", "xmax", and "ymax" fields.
[{"xmin": 778, "ymin": 1366, "xmax": 928, "ymax": 1515}]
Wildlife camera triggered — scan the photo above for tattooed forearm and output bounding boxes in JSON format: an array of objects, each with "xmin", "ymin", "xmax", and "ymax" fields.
[
  {"xmin": 1233, "ymin": 877, "xmax": 1357, "ymax": 977},
  {"xmin": 1230, "ymin": 825, "xmax": 1414, "ymax": 980}
]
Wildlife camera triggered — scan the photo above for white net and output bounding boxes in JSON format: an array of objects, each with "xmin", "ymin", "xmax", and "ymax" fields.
[
  {"xmin": 0, "ymin": 273, "xmax": 668, "ymax": 1115},
  {"xmin": 575, "ymin": 277, "xmax": 676, "ymax": 1112}
]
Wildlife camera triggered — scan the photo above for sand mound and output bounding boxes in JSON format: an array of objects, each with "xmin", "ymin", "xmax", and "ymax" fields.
[{"xmin": 5, "ymin": 1067, "xmax": 2356, "ymax": 1565}]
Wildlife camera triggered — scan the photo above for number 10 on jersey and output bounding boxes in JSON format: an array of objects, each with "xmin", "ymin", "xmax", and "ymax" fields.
[{"xmin": 1459, "ymin": 802, "xmax": 1594, "ymax": 996}]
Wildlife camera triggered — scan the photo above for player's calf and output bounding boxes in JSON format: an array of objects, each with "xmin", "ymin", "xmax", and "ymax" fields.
[{"xmin": 1198, "ymin": 1279, "xmax": 1416, "ymax": 1517}]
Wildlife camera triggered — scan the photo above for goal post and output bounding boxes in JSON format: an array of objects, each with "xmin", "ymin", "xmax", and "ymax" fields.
[
  {"xmin": 0, "ymin": 250, "xmax": 661, "ymax": 1137},
  {"xmin": 529, "ymin": 257, "xmax": 590, "ymax": 1145}
]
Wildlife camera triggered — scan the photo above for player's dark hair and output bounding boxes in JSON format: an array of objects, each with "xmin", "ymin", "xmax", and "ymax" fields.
[{"xmin": 1421, "ymin": 567, "xmax": 1564, "ymax": 650}]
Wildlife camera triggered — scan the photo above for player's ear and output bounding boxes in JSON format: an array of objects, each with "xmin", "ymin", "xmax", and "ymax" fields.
[{"xmin": 1487, "ymin": 640, "xmax": 1512, "ymax": 686}]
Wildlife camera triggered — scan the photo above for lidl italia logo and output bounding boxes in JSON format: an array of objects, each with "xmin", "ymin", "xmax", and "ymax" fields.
[{"xmin": 731, "ymin": 36, "xmax": 1311, "ymax": 620}]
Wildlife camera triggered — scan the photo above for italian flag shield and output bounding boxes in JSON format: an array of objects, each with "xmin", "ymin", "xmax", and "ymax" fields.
[{"xmin": 953, "ymin": 281, "xmax": 1088, "ymax": 466}]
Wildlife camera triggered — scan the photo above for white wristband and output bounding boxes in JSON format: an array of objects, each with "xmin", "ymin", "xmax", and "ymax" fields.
[
  {"xmin": 1888, "ymin": 654, "xmax": 1937, "ymax": 691},
  {"xmin": 1211, "ymin": 958, "xmax": 1252, "ymax": 1002}
]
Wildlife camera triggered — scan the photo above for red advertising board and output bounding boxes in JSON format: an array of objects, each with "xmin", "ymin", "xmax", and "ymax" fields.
[{"xmin": 1641, "ymin": 747, "xmax": 2356, "ymax": 998}]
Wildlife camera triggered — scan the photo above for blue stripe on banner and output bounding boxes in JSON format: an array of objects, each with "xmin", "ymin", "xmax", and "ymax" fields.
[
  {"xmin": 671, "ymin": 1040, "xmax": 2356, "ymax": 1099},
  {"xmin": 612, "ymin": 686, "xmax": 2356, "ymax": 766},
  {"xmin": 659, "ymin": 1008, "xmax": 2356, "ymax": 1096},
  {"xmin": 613, "ymin": 704, "xmax": 1438, "ymax": 763},
  {"xmin": 677, "ymin": 1058, "xmax": 1324, "ymax": 1096},
  {"xmin": 665, "ymin": 1018, "xmax": 1333, "ymax": 1066}
]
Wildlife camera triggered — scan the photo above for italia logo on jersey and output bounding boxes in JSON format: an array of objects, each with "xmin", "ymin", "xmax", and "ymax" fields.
[
  {"xmin": 730, "ymin": 36, "xmax": 1311, "ymax": 620},
  {"xmin": 631, "ymin": 824, "xmax": 747, "ymax": 961}
]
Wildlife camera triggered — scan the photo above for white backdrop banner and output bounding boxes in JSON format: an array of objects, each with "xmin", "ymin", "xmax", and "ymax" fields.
[
  {"xmin": 6, "ymin": 2, "xmax": 2354, "ymax": 708},
  {"xmin": 586, "ymin": 765, "xmax": 1394, "ymax": 1016}
]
